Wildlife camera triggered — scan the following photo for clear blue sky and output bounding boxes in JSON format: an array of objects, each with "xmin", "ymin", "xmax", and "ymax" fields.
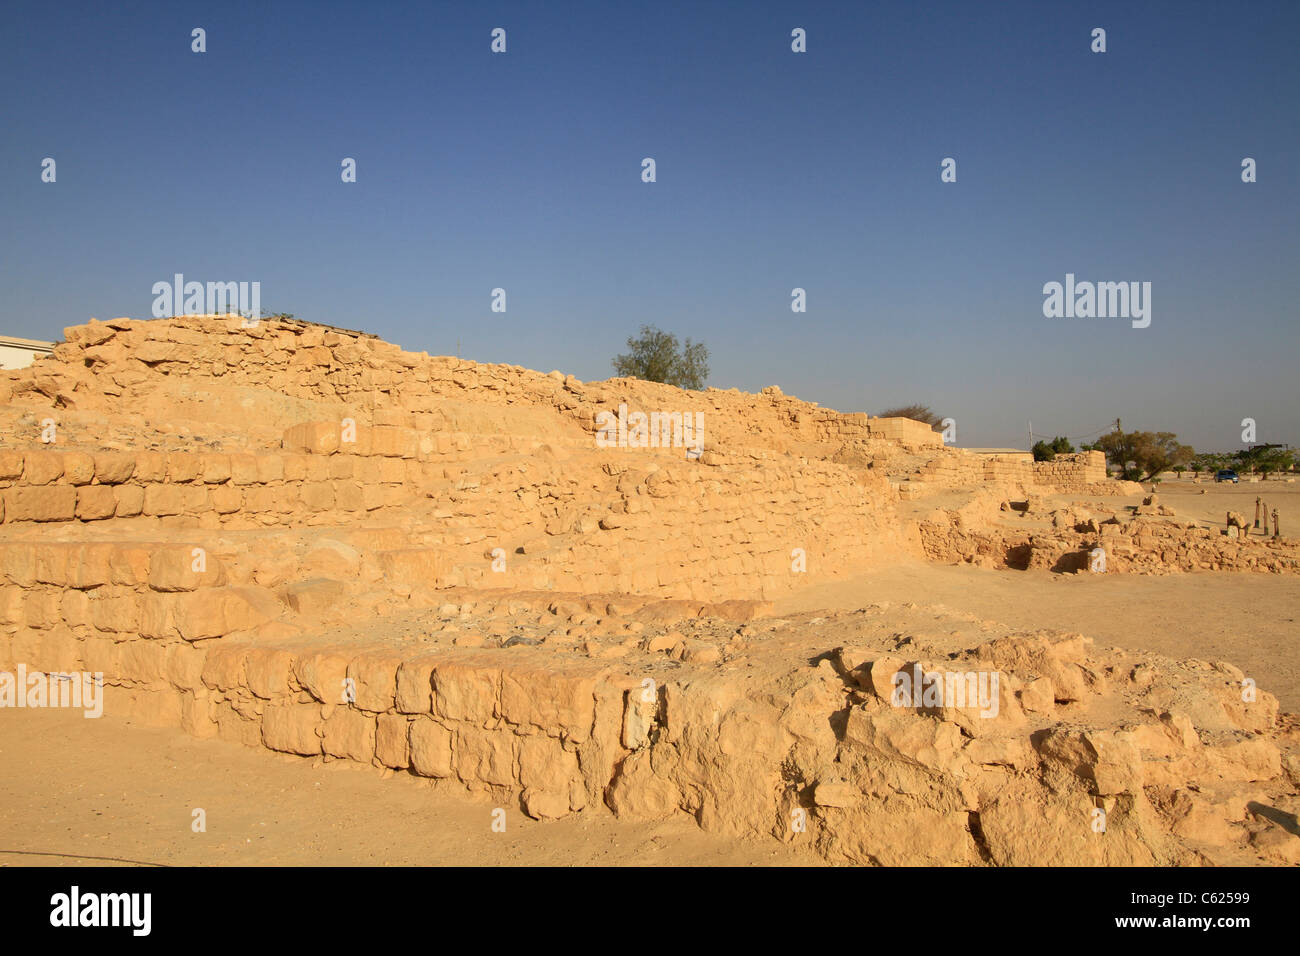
[{"xmin": 2, "ymin": 0, "xmax": 1296, "ymax": 450}]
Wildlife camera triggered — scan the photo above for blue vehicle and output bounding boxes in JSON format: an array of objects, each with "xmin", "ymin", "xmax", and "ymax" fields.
[{"xmin": 1215, "ymin": 470, "xmax": 1239, "ymax": 483}]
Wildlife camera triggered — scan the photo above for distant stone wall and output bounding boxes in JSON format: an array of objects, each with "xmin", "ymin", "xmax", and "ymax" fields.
[
  {"xmin": 1032, "ymin": 451, "xmax": 1107, "ymax": 491},
  {"xmin": 863, "ymin": 416, "xmax": 944, "ymax": 447},
  {"xmin": 1, "ymin": 317, "xmax": 941, "ymax": 461}
]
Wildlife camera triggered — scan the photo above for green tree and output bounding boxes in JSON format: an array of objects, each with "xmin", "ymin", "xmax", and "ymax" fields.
[
  {"xmin": 612, "ymin": 325, "xmax": 710, "ymax": 390},
  {"xmin": 1192, "ymin": 452, "xmax": 1224, "ymax": 474},
  {"xmin": 1094, "ymin": 420, "xmax": 1194, "ymax": 481},
  {"xmin": 1032, "ymin": 439, "xmax": 1055, "ymax": 462},
  {"xmin": 1245, "ymin": 445, "xmax": 1296, "ymax": 478}
]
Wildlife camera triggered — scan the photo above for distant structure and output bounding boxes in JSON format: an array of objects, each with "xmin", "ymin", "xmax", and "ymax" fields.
[{"xmin": 0, "ymin": 334, "xmax": 54, "ymax": 370}]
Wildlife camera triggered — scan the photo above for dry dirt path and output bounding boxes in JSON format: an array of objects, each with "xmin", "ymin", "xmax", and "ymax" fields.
[{"xmin": 0, "ymin": 707, "xmax": 821, "ymax": 867}]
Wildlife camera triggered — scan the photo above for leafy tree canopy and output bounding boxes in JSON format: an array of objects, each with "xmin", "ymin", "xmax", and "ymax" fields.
[
  {"xmin": 1094, "ymin": 421, "xmax": 1194, "ymax": 481},
  {"xmin": 612, "ymin": 325, "xmax": 710, "ymax": 390}
]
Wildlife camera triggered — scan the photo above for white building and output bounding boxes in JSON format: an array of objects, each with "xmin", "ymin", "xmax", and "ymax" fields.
[{"xmin": 0, "ymin": 335, "xmax": 55, "ymax": 370}]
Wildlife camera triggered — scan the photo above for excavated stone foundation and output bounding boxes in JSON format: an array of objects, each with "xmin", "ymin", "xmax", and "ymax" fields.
[{"xmin": 2, "ymin": 315, "xmax": 1297, "ymax": 865}]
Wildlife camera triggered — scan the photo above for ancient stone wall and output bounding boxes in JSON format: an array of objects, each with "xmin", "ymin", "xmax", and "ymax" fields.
[
  {"xmin": 3, "ymin": 315, "xmax": 1296, "ymax": 867},
  {"xmin": 1032, "ymin": 451, "xmax": 1108, "ymax": 491}
]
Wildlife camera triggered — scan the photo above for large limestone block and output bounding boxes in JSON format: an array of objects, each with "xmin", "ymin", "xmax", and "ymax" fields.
[
  {"xmin": 62, "ymin": 452, "xmax": 96, "ymax": 485},
  {"xmin": 375, "ymin": 714, "xmax": 410, "ymax": 768},
  {"xmin": 245, "ymin": 647, "xmax": 296, "ymax": 699},
  {"xmin": 172, "ymin": 587, "xmax": 273, "ymax": 641},
  {"xmin": 283, "ymin": 422, "xmax": 341, "ymax": 456},
  {"xmin": 22, "ymin": 452, "xmax": 64, "ymax": 485},
  {"xmin": 499, "ymin": 666, "xmax": 597, "ymax": 743},
  {"xmin": 454, "ymin": 725, "xmax": 516, "ymax": 787},
  {"xmin": 92, "ymin": 453, "xmax": 135, "ymax": 485},
  {"xmin": 408, "ymin": 717, "xmax": 454, "ymax": 777},
  {"xmin": 394, "ymin": 658, "xmax": 437, "ymax": 713},
  {"xmin": 347, "ymin": 653, "xmax": 400, "ymax": 712},
  {"xmin": 322, "ymin": 707, "xmax": 376, "ymax": 762},
  {"xmin": 263, "ymin": 702, "xmax": 323, "ymax": 755},
  {"xmin": 294, "ymin": 651, "xmax": 351, "ymax": 704},
  {"xmin": 200, "ymin": 644, "xmax": 249, "ymax": 692},
  {"xmin": 75, "ymin": 486, "xmax": 117, "ymax": 520},
  {"xmin": 432, "ymin": 659, "xmax": 500, "ymax": 723},
  {"xmin": 148, "ymin": 546, "xmax": 223, "ymax": 591},
  {"xmin": 7, "ymin": 486, "xmax": 76, "ymax": 521}
]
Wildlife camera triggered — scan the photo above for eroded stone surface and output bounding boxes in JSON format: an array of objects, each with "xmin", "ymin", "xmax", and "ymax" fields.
[{"xmin": 1, "ymin": 315, "xmax": 1296, "ymax": 865}]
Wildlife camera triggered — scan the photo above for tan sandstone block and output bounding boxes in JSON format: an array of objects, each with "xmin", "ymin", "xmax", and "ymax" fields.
[
  {"xmin": 499, "ymin": 667, "xmax": 597, "ymax": 743},
  {"xmin": 172, "ymin": 588, "xmax": 272, "ymax": 641},
  {"xmin": 245, "ymin": 647, "xmax": 296, "ymax": 699},
  {"xmin": 118, "ymin": 641, "xmax": 167, "ymax": 685},
  {"xmin": 347, "ymin": 654, "xmax": 400, "ymax": 712},
  {"xmin": 166, "ymin": 453, "xmax": 201, "ymax": 483},
  {"xmin": 22, "ymin": 452, "xmax": 64, "ymax": 485},
  {"xmin": 294, "ymin": 651, "xmax": 352, "ymax": 704},
  {"xmin": 433, "ymin": 659, "xmax": 500, "ymax": 723},
  {"xmin": 283, "ymin": 422, "xmax": 341, "ymax": 456},
  {"xmin": 322, "ymin": 707, "xmax": 376, "ymax": 762},
  {"xmin": 62, "ymin": 452, "xmax": 96, "ymax": 485},
  {"xmin": 518, "ymin": 734, "xmax": 583, "ymax": 795},
  {"xmin": 408, "ymin": 717, "xmax": 454, "ymax": 777},
  {"xmin": 143, "ymin": 484, "xmax": 186, "ymax": 517},
  {"xmin": 76, "ymin": 485, "xmax": 117, "ymax": 520},
  {"xmin": 210, "ymin": 485, "xmax": 243, "ymax": 514},
  {"xmin": 263, "ymin": 702, "xmax": 322, "ymax": 755},
  {"xmin": 375, "ymin": 714, "xmax": 410, "ymax": 768},
  {"xmin": 137, "ymin": 593, "xmax": 177, "ymax": 640},
  {"xmin": 228, "ymin": 454, "xmax": 259, "ymax": 485},
  {"xmin": 164, "ymin": 643, "xmax": 206, "ymax": 690},
  {"xmin": 133, "ymin": 452, "xmax": 167, "ymax": 483},
  {"xmin": 34, "ymin": 545, "xmax": 71, "ymax": 586},
  {"xmin": 0, "ymin": 587, "xmax": 25, "ymax": 625},
  {"xmin": 200, "ymin": 644, "xmax": 249, "ymax": 692},
  {"xmin": 148, "ymin": 546, "xmax": 221, "ymax": 591},
  {"xmin": 0, "ymin": 451, "xmax": 24, "ymax": 480},
  {"xmin": 7, "ymin": 486, "xmax": 77, "ymax": 521},
  {"xmin": 67, "ymin": 544, "xmax": 114, "ymax": 589},
  {"xmin": 454, "ymin": 726, "xmax": 515, "ymax": 787},
  {"xmin": 92, "ymin": 453, "xmax": 135, "ymax": 484},
  {"xmin": 88, "ymin": 591, "xmax": 141, "ymax": 634},
  {"xmin": 109, "ymin": 546, "xmax": 150, "ymax": 586},
  {"xmin": 253, "ymin": 455, "xmax": 284, "ymax": 483},
  {"xmin": 113, "ymin": 484, "xmax": 144, "ymax": 517},
  {"xmin": 395, "ymin": 658, "xmax": 436, "ymax": 713},
  {"xmin": 199, "ymin": 454, "xmax": 232, "ymax": 484}
]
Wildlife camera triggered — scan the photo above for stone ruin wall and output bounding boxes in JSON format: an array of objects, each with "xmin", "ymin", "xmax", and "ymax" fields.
[
  {"xmin": 0, "ymin": 316, "xmax": 925, "ymax": 606},
  {"xmin": 1032, "ymin": 451, "xmax": 1108, "ymax": 491},
  {"xmin": 2, "ymin": 315, "xmax": 1296, "ymax": 866}
]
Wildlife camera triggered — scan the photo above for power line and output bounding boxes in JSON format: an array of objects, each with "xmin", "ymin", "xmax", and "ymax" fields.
[{"xmin": 1028, "ymin": 422, "xmax": 1114, "ymax": 441}]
